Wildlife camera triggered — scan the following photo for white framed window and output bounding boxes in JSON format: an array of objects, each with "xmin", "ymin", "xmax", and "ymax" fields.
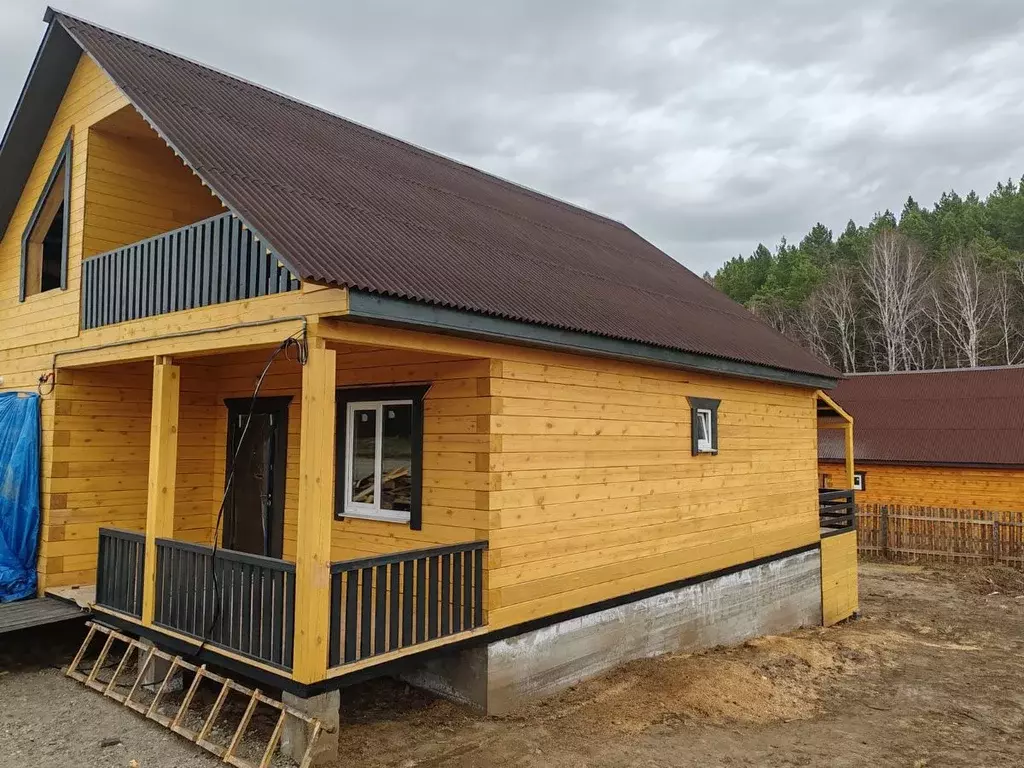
[
  {"xmin": 343, "ymin": 399, "xmax": 415, "ymax": 523},
  {"xmin": 695, "ymin": 408, "xmax": 714, "ymax": 453},
  {"xmin": 853, "ymin": 471, "xmax": 865, "ymax": 492}
]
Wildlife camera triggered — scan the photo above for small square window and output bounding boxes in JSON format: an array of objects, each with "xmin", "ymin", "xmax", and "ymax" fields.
[
  {"xmin": 687, "ymin": 396, "xmax": 720, "ymax": 456},
  {"xmin": 820, "ymin": 473, "xmax": 831, "ymax": 489},
  {"xmin": 853, "ymin": 471, "xmax": 865, "ymax": 492}
]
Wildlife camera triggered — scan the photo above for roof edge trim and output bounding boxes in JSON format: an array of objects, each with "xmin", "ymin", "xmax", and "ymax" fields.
[
  {"xmin": 52, "ymin": 12, "xmax": 305, "ymax": 284},
  {"xmin": 345, "ymin": 290, "xmax": 839, "ymax": 389},
  {"xmin": 0, "ymin": 17, "xmax": 80, "ymax": 242}
]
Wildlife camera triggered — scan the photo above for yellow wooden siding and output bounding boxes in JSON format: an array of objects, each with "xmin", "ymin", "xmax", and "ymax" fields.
[
  {"xmin": 821, "ymin": 530, "xmax": 858, "ymax": 625},
  {"xmin": 84, "ymin": 108, "xmax": 225, "ymax": 259},
  {"xmin": 192, "ymin": 344, "xmax": 491, "ymax": 563},
  {"xmin": 484, "ymin": 355, "xmax": 821, "ymax": 630},
  {"xmin": 0, "ymin": 54, "xmax": 127, "ymax": 354},
  {"xmin": 39, "ymin": 360, "xmax": 218, "ymax": 587},
  {"xmin": 819, "ymin": 461, "xmax": 1024, "ymax": 511}
]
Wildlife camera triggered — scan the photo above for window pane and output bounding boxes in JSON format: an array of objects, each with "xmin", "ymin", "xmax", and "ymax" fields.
[
  {"xmin": 696, "ymin": 411, "xmax": 710, "ymax": 442},
  {"xmin": 381, "ymin": 403, "xmax": 413, "ymax": 511},
  {"xmin": 350, "ymin": 408, "xmax": 377, "ymax": 505}
]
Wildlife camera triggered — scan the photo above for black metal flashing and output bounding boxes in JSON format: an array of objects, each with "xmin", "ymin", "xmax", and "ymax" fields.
[
  {"xmin": 0, "ymin": 17, "xmax": 80, "ymax": 244},
  {"xmin": 346, "ymin": 291, "xmax": 839, "ymax": 390}
]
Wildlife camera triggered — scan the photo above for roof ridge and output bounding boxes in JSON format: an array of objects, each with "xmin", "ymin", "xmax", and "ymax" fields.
[{"xmin": 50, "ymin": 8, "xmax": 630, "ymax": 233}]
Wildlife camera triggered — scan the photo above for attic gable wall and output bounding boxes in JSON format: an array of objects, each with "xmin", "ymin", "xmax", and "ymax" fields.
[{"xmin": 0, "ymin": 53, "xmax": 126, "ymax": 352}]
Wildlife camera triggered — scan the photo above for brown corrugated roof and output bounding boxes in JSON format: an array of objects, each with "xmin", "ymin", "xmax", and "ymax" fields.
[
  {"xmin": 819, "ymin": 367, "xmax": 1024, "ymax": 467},
  {"xmin": 48, "ymin": 11, "xmax": 835, "ymax": 380}
]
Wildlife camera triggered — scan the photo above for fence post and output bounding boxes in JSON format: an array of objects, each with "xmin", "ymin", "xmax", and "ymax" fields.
[
  {"xmin": 992, "ymin": 516, "xmax": 1000, "ymax": 565},
  {"xmin": 881, "ymin": 505, "xmax": 889, "ymax": 559}
]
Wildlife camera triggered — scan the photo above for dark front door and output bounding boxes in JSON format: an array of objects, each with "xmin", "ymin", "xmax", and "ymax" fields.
[{"xmin": 223, "ymin": 397, "xmax": 290, "ymax": 559}]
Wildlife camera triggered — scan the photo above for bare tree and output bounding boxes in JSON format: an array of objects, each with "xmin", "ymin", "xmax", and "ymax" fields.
[
  {"xmin": 795, "ymin": 295, "xmax": 834, "ymax": 366},
  {"xmin": 812, "ymin": 266, "xmax": 859, "ymax": 372},
  {"xmin": 860, "ymin": 230, "xmax": 929, "ymax": 371},
  {"xmin": 934, "ymin": 246, "xmax": 997, "ymax": 368},
  {"xmin": 993, "ymin": 261, "xmax": 1024, "ymax": 365}
]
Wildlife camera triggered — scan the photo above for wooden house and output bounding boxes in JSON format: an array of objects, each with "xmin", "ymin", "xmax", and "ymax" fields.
[
  {"xmin": 0, "ymin": 9, "xmax": 857, "ymax": 760},
  {"xmin": 819, "ymin": 368, "xmax": 1024, "ymax": 510}
]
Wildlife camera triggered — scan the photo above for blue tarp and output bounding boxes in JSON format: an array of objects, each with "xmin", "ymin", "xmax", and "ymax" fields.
[{"xmin": 0, "ymin": 392, "xmax": 40, "ymax": 602}]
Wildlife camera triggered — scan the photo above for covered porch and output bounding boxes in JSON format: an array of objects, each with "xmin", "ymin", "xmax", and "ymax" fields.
[
  {"xmin": 48, "ymin": 326, "xmax": 490, "ymax": 686},
  {"xmin": 815, "ymin": 389, "xmax": 856, "ymax": 536}
]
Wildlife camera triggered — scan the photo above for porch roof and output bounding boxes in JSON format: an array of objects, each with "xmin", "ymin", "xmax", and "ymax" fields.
[{"xmin": 1, "ymin": 9, "xmax": 838, "ymax": 386}]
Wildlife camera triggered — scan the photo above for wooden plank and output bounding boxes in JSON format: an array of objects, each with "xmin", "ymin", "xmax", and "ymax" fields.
[
  {"xmin": 143, "ymin": 358, "xmax": 180, "ymax": 626},
  {"xmin": 292, "ymin": 337, "xmax": 336, "ymax": 683}
]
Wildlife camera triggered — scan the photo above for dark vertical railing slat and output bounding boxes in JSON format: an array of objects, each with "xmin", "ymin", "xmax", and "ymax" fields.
[
  {"xmin": 142, "ymin": 538, "xmax": 295, "ymax": 671},
  {"xmin": 81, "ymin": 213, "xmax": 300, "ymax": 330},
  {"xmin": 95, "ymin": 528, "xmax": 145, "ymax": 619},
  {"xmin": 327, "ymin": 541, "xmax": 487, "ymax": 668}
]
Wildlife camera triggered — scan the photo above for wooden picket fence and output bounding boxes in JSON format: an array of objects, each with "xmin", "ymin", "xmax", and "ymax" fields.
[{"xmin": 856, "ymin": 504, "xmax": 1024, "ymax": 567}]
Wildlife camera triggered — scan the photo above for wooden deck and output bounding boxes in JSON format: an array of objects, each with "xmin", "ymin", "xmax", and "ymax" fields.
[{"xmin": 0, "ymin": 597, "xmax": 87, "ymax": 634}]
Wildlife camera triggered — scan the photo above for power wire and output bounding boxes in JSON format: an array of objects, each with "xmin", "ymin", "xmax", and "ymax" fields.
[{"xmin": 194, "ymin": 329, "xmax": 308, "ymax": 659}]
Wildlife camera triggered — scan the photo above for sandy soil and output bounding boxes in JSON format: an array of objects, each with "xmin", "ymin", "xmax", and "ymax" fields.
[{"xmin": 1, "ymin": 562, "xmax": 1022, "ymax": 767}]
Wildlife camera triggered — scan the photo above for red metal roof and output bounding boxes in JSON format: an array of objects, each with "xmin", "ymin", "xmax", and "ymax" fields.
[
  {"xmin": 50, "ymin": 12, "xmax": 836, "ymax": 380},
  {"xmin": 819, "ymin": 367, "xmax": 1024, "ymax": 467}
]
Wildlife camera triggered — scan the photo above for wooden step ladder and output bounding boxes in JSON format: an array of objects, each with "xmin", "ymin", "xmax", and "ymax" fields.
[{"xmin": 67, "ymin": 622, "xmax": 327, "ymax": 768}]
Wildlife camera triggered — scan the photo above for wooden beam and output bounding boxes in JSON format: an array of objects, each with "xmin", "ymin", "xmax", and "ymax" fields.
[
  {"xmin": 142, "ymin": 356, "xmax": 180, "ymax": 626},
  {"xmin": 292, "ymin": 337, "xmax": 337, "ymax": 684},
  {"xmin": 844, "ymin": 421, "xmax": 855, "ymax": 490}
]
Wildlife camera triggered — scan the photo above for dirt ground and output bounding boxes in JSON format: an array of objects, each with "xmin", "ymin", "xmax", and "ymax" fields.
[{"xmin": 1, "ymin": 561, "xmax": 1022, "ymax": 768}]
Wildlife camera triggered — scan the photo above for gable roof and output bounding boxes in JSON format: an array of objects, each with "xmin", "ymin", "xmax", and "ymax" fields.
[
  {"xmin": 819, "ymin": 367, "xmax": 1024, "ymax": 468},
  {"xmin": 0, "ymin": 9, "xmax": 838, "ymax": 386}
]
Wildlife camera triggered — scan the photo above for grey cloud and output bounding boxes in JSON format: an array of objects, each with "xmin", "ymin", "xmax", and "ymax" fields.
[{"xmin": 3, "ymin": 0, "xmax": 1024, "ymax": 274}]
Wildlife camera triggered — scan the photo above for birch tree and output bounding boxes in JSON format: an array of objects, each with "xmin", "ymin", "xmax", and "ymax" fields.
[
  {"xmin": 934, "ymin": 246, "xmax": 997, "ymax": 367},
  {"xmin": 860, "ymin": 230, "xmax": 929, "ymax": 371}
]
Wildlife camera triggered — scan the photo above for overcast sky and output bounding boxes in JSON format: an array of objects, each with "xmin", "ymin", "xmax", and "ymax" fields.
[{"xmin": 3, "ymin": 1, "xmax": 1024, "ymax": 274}]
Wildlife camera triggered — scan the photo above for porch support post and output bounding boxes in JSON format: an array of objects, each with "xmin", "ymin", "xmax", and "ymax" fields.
[
  {"xmin": 844, "ymin": 421, "xmax": 855, "ymax": 490},
  {"xmin": 142, "ymin": 356, "xmax": 180, "ymax": 626},
  {"xmin": 293, "ymin": 337, "xmax": 336, "ymax": 684}
]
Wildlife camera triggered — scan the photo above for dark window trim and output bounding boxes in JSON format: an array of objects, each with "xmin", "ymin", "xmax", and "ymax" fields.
[
  {"xmin": 334, "ymin": 385, "xmax": 431, "ymax": 530},
  {"xmin": 223, "ymin": 396, "xmax": 293, "ymax": 559},
  {"xmin": 20, "ymin": 129, "xmax": 72, "ymax": 301},
  {"xmin": 686, "ymin": 396, "xmax": 720, "ymax": 456}
]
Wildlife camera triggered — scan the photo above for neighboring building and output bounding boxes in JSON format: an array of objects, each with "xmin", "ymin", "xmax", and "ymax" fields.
[
  {"xmin": 0, "ymin": 9, "xmax": 856, "ymax": 761},
  {"xmin": 819, "ymin": 367, "xmax": 1024, "ymax": 511}
]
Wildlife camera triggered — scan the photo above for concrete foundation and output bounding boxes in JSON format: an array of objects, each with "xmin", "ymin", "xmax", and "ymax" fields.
[
  {"xmin": 138, "ymin": 640, "xmax": 182, "ymax": 693},
  {"xmin": 405, "ymin": 548, "xmax": 822, "ymax": 714},
  {"xmin": 282, "ymin": 689, "xmax": 340, "ymax": 766}
]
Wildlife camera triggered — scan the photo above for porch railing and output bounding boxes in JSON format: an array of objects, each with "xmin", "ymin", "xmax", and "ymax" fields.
[
  {"xmin": 328, "ymin": 541, "xmax": 488, "ymax": 668},
  {"xmin": 95, "ymin": 527, "xmax": 145, "ymax": 618},
  {"xmin": 820, "ymin": 489, "xmax": 856, "ymax": 534},
  {"xmin": 153, "ymin": 539, "xmax": 296, "ymax": 670},
  {"xmin": 81, "ymin": 212, "xmax": 300, "ymax": 330}
]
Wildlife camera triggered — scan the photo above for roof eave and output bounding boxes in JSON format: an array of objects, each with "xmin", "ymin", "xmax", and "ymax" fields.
[
  {"xmin": 0, "ymin": 13, "xmax": 80, "ymax": 242},
  {"xmin": 344, "ymin": 289, "xmax": 839, "ymax": 390}
]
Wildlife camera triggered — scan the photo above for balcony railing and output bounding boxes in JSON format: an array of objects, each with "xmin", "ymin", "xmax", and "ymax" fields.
[
  {"xmin": 153, "ymin": 539, "xmax": 296, "ymax": 670},
  {"xmin": 328, "ymin": 541, "xmax": 488, "ymax": 668},
  {"xmin": 819, "ymin": 489, "xmax": 856, "ymax": 535},
  {"xmin": 81, "ymin": 212, "xmax": 300, "ymax": 330},
  {"xmin": 95, "ymin": 527, "xmax": 145, "ymax": 618}
]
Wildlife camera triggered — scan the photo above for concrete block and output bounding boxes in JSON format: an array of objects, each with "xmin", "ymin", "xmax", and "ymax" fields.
[
  {"xmin": 282, "ymin": 689, "xmax": 340, "ymax": 766},
  {"xmin": 138, "ymin": 641, "xmax": 182, "ymax": 693},
  {"xmin": 404, "ymin": 549, "xmax": 822, "ymax": 715}
]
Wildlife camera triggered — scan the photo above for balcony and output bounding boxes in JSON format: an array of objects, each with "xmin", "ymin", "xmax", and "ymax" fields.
[{"xmin": 80, "ymin": 212, "xmax": 300, "ymax": 330}]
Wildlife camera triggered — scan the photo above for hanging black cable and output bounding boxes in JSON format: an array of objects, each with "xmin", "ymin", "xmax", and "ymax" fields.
[{"xmin": 193, "ymin": 329, "xmax": 308, "ymax": 659}]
